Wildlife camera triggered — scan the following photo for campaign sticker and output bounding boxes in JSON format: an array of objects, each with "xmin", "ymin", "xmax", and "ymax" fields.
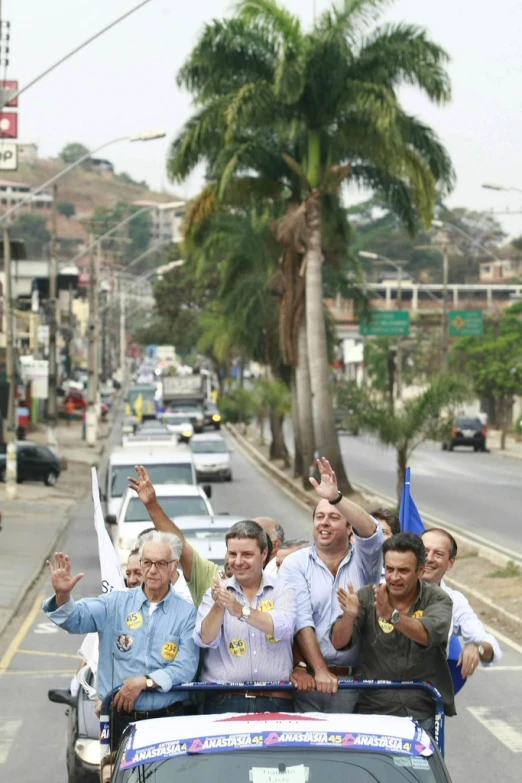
[
  {"xmin": 162, "ymin": 641, "xmax": 178, "ymax": 661},
  {"xmin": 229, "ymin": 638, "xmax": 247, "ymax": 657},
  {"xmin": 266, "ymin": 634, "xmax": 278, "ymax": 643},
  {"xmin": 412, "ymin": 610, "xmax": 424, "ymax": 619},
  {"xmin": 116, "ymin": 634, "xmax": 133, "ymax": 653},
  {"xmin": 394, "ymin": 757, "xmax": 411, "ymax": 767},
  {"xmin": 411, "ymin": 757, "xmax": 430, "ymax": 769},
  {"xmin": 126, "ymin": 611, "xmax": 143, "ymax": 630},
  {"xmin": 378, "ymin": 618, "xmax": 394, "ymax": 634},
  {"xmin": 258, "ymin": 600, "xmax": 275, "ymax": 612}
]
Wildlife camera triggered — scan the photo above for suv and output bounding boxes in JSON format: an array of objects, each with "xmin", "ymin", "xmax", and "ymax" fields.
[
  {"xmin": 442, "ymin": 416, "xmax": 486, "ymax": 452},
  {"xmin": 0, "ymin": 441, "xmax": 61, "ymax": 485}
]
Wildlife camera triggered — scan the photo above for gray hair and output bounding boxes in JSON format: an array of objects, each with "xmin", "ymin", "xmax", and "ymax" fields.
[
  {"xmin": 280, "ymin": 538, "xmax": 310, "ymax": 550},
  {"xmin": 274, "ymin": 522, "xmax": 285, "ymax": 544},
  {"xmin": 138, "ymin": 530, "xmax": 182, "ymax": 561},
  {"xmin": 225, "ymin": 520, "xmax": 268, "ymax": 552}
]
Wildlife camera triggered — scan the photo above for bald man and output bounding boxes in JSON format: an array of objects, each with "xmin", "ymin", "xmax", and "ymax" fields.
[{"xmin": 255, "ymin": 517, "xmax": 285, "ymax": 576}]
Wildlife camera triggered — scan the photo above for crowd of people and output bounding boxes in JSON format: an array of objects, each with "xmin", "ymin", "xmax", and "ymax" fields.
[{"xmin": 43, "ymin": 456, "xmax": 501, "ymax": 772}]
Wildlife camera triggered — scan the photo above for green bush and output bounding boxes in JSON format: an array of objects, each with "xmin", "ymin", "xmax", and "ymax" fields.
[{"xmin": 220, "ymin": 386, "xmax": 257, "ymax": 425}]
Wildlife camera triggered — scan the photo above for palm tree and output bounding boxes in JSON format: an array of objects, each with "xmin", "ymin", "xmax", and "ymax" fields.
[{"xmin": 168, "ymin": 0, "xmax": 454, "ymax": 492}]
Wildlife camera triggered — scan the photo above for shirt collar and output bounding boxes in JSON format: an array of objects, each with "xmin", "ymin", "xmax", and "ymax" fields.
[
  {"xmin": 310, "ymin": 543, "xmax": 353, "ymax": 569},
  {"xmin": 226, "ymin": 571, "xmax": 275, "ymax": 597},
  {"xmin": 134, "ymin": 584, "xmax": 174, "ymax": 613}
]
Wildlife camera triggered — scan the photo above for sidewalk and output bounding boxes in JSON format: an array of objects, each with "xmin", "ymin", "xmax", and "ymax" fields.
[
  {"xmin": 0, "ymin": 418, "xmax": 108, "ymax": 637},
  {"xmin": 486, "ymin": 429, "xmax": 522, "ymax": 460}
]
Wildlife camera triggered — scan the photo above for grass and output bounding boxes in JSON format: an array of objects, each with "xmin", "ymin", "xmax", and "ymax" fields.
[{"xmin": 487, "ymin": 561, "xmax": 522, "ymax": 579}]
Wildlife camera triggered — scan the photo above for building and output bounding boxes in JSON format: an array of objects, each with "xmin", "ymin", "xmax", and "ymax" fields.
[
  {"xmin": 132, "ymin": 200, "xmax": 186, "ymax": 246},
  {"xmin": 0, "ymin": 180, "xmax": 53, "ymax": 213},
  {"xmin": 15, "ymin": 142, "xmax": 39, "ymax": 166},
  {"xmin": 479, "ymin": 258, "xmax": 522, "ymax": 283},
  {"xmin": 82, "ymin": 157, "xmax": 114, "ymax": 177}
]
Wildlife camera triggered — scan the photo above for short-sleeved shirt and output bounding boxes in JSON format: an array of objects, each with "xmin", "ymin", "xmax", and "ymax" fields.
[
  {"xmin": 279, "ymin": 526, "xmax": 383, "ymax": 667},
  {"xmin": 338, "ymin": 580, "xmax": 455, "ymax": 719},
  {"xmin": 188, "ymin": 548, "xmax": 220, "ymax": 606},
  {"xmin": 194, "ymin": 573, "xmax": 295, "ymax": 682},
  {"xmin": 442, "ymin": 582, "xmax": 502, "ymax": 664}
]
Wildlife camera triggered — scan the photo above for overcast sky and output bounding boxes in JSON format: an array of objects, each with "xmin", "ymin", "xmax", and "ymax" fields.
[{"xmin": 6, "ymin": 1, "xmax": 522, "ymax": 235}]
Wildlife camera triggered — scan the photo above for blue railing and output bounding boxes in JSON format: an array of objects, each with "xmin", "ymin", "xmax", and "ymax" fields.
[{"xmin": 100, "ymin": 679, "xmax": 445, "ymax": 758}]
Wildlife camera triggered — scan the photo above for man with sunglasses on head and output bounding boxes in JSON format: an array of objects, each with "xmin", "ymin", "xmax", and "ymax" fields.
[{"xmin": 43, "ymin": 530, "xmax": 200, "ymax": 744}]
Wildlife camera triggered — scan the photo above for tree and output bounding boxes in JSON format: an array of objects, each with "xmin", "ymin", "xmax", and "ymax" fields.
[
  {"xmin": 169, "ymin": 0, "xmax": 454, "ymax": 493},
  {"xmin": 57, "ymin": 201, "xmax": 76, "ymax": 219},
  {"xmin": 254, "ymin": 377, "xmax": 292, "ymax": 465},
  {"xmin": 452, "ymin": 305, "xmax": 522, "ymax": 448},
  {"xmin": 10, "ymin": 213, "xmax": 51, "ymax": 257},
  {"xmin": 360, "ymin": 375, "xmax": 469, "ymax": 502},
  {"xmin": 59, "ymin": 143, "xmax": 89, "ymax": 164}
]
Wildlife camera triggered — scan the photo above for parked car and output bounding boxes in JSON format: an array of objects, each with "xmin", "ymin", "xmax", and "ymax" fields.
[
  {"xmin": 203, "ymin": 401, "xmax": 222, "ymax": 430},
  {"xmin": 442, "ymin": 416, "xmax": 487, "ymax": 452},
  {"xmin": 191, "ymin": 432, "xmax": 232, "ymax": 481},
  {"xmin": 0, "ymin": 441, "xmax": 61, "ymax": 485},
  {"xmin": 48, "ymin": 669, "xmax": 100, "ymax": 783}
]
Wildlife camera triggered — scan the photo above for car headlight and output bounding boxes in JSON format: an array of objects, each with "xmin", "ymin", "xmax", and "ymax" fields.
[
  {"xmin": 212, "ymin": 414, "xmax": 221, "ymax": 422},
  {"xmin": 74, "ymin": 738, "xmax": 100, "ymax": 765},
  {"xmin": 182, "ymin": 430, "xmax": 193, "ymax": 438}
]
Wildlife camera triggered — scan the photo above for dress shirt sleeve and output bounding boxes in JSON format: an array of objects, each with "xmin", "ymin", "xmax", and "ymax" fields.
[
  {"xmin": 451, "ymin": 589, "xmax": 502, "ymax": 665},
  {"xmin": 149, "ymin": 606, "xmax": 200, "ymax": 691},
  {"xmin": 353, "ymin": 523, "xmax": 384, "ymax": 586},
  {"xmin": 418, "ymin": 587, "xmax": 453, "ymax": 648},
  {"xmin": 269, "ymin": 584, "xmax": 296, "ymax": 642},
  {"xmin": 279, "ymin": 551, "xmax": 313, "ymax": 633},
  {"xmin": 193, "ymin": 588, "xmax": 223, "ymax": 649},
  {"xmin": 42, "ymin": 594, "xmax": 109, "ymax": 634}
]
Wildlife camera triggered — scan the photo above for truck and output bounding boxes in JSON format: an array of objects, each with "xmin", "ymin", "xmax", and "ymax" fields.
[{"xmin": 161, "ymin": 374, "xmax": 208, "ymax": 433}]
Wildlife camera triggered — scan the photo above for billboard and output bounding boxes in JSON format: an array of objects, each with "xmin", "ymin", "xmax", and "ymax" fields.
[
  {"xmin": 0, "ymin": 80, "xmax": 19, "ymax": 108},
  {"xmin": 0, "ymin": 112, "xmax": 18, "ymax": 138},
  {"xmin": 0, "ymin": 141, "xmax": 17, "ymax": 170}
]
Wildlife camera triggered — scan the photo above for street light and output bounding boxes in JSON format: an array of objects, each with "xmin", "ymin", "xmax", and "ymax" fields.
[{"xmin": 482, "ymin": 183, "xmax": 522, "ymax": 194}]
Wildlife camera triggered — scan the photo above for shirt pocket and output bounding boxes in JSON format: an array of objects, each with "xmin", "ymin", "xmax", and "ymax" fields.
[
  {"xmin": 112, "ymin": 628, "xmax": 136, "ymax": 660},
  {"xmin": 150, "ymin": 633, "xmax": 181, "ymax": 668}
]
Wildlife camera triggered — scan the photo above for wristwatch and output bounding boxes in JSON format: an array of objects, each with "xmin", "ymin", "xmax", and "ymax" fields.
[
  {"xmin": 294, "ymin": 661, "xmax": 308, "ymax": 670},
  {"xmin": 390, "ymin": 609, "xmax": 401, "ymax": 625},
  {"xmin": 478, "ymin": 644, "xmax": 485, "ymax": 658},
  {"xmin": 144, "ymin": 677, "xmax": 155, "ymax": 690},
  {"xmin": 329, "ymin": 491, "xmax": 343, "ymax": 506},
  {"xmin": 239, "ymin": 606, "xmax": 251, "ymax": 622}
]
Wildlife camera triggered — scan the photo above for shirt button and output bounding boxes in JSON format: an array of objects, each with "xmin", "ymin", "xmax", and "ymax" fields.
[
  {"xmin": 253, "ymin": 651, "xmax": 257, "ymax": 655},
  {"xmin": 254, "ymin": 669, "xmax": 257, "ymax": 673}
]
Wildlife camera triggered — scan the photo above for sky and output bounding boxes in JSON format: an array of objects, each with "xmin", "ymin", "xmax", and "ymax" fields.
[{"xmin": 5, "ymin": 0, "xmax": 522, "ymax": 236}]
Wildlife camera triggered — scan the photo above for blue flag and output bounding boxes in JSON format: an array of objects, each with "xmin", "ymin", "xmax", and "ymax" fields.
[
  {"xmin": 399, "ymin": 468, "xmax": 466, "ymax": 693},
  {"xmin": 399, "ymin": 467, "xmax": 425, "ymax": 535}
]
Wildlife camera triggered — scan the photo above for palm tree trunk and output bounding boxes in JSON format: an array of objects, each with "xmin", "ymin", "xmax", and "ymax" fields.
[
  {"xmin": 397, "ymin": 447, "xmax": 407, "ymax": 507},
  {"xmin": 304, "ymin": 189, "xmax": 353, "ymax": 494},
  {"xmin": 269, "ymin": 411, "xmax": 290, "ymax": 467},
  {"xmin": 295, "ymin": 317, "xmax": 315, "ymax": 487},
  {"xmin": 291, "ymin": 375, "xmax": 304, "ymax": 477}
]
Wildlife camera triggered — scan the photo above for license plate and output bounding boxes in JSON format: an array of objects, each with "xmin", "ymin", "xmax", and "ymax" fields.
[{"xmin": 463, "ymin": 429, "xmax": 475, "ymax": 437}]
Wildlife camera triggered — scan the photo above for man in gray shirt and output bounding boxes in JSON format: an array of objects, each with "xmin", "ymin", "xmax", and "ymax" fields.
[
  {"xmin": 331, "ymin": 532, "xmax": 454, "ymax": 735},
  {"xmin": 279, "ymin": 457, "xmax": 383, "ymax": 713}
]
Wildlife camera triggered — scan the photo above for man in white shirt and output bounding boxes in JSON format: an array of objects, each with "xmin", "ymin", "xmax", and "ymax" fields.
[{"xmin": 422, "ymin": 528, "xmax": 501, "ymax": 677}]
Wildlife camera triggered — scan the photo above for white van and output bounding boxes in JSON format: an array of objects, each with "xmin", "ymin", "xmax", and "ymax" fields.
[{"xmin": 104, "ymin": 446, "xmax": 198, "ymax": 525}]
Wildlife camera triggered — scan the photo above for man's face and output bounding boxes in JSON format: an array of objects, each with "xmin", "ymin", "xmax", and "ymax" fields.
[
  {"xmin": 254, "ymin": 517, "xmax": 281, "ymax": 557},
  {"xmin": 126, "ymin": 554, "xmax": 143, "ymax": 588},
  {"xmin": 422, "ymin": 531, "xmax": 455, "ymax": 585},
  {"xmin": 101, "ymin": 764, "xmax": 113, "ymax": 783},
  {"xmin": 141, "ymin": 541, "xmax": 177, "ymax": 593},
  {"xmin": 227, "ymin": 537, "xmax": 266, "ymax": 586},
  {"xmin": 313, "ymin": 499, "xmax": 351, "ymax": 552},
  {"xmin": 384, "ymin": 550, "xmax": 421, "ymax": 599},
  {"xmin": 276, "ymin": 545, "xmax": 300, "ymax": 571}
]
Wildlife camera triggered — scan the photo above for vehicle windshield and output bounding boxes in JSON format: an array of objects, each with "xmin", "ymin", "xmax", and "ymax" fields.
[
  {"xmin": 110, "ymin": 464, "xmax": 194, "ymax": 498},
  {"xmin": 117, "ymin": 748, "xmax": 438, "ymax": 783},
  {"xmin": 455, "ymin": 418, "xmax": 481, "ymax": 428},
  {"xmin": 128, "ymin": 387, "xmax": 156, "ymax": 404},
  {"xmin": 170, "ymin": 402, "xmax": 202, "ymax": 412},
  {"xmin": 192, "ymin": 441, "xmax": 228, "ymax": 454},
  {"xmin": 124, "ymin": 495, "xmax": 209, "ymax": 522},
  {"xmin": 162, "ymin": 414, "xmax": 192, "ymax": 424}
]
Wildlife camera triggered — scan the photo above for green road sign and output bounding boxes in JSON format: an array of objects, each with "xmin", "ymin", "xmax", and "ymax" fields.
[
  {"xmin": 449, "ymin": 310, "xmax": 483, "ymax": 337},
  {"xmin": 359, "ymin": 310, "xmax": 410, "ymax": 336}
]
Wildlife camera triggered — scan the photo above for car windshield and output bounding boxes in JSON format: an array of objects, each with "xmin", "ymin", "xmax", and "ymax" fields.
[
  {"xmin": 128, "ymin": 387, "xmax": 156, "ymax": 404},
  {"xmin": 192, "ymin": 441, "xmax": 228, "ymax": 454},
  {"xmin": 170, "ymin": 402, "xmax": 202, "ymax": 412},
  {"xmin": 456, "ymin": 418, "xmax": 481, "ymax": 428},
  {"xmin": 110, "ymin": 464, "xmax": 194, "ymax": 498},
  {"xmin": 184, "ymin": 529, "xmax": 227, "ymax": 539},
  {"xmin": 117, "ymin": 748, "xmax": 438, "ymax": 783},
  {"xmin": 162, "ymin": 414, "xmax": 192, "ymax": 424},
  {"xmin": 124, "ymin": 495, "xmax": 209, "ymax": 522}
]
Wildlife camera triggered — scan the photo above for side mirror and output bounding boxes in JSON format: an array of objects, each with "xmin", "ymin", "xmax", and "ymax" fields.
[
  {"xmin": 203, "ymin": 484, "xmax": 212, "ymax": 499},
  {"xmin": 48, "ymin": 688, "xmax": 76, "ymax": 708},
  {"xmin": 105, "ymin": 514, "xmax": 117, "ymax": 525}
]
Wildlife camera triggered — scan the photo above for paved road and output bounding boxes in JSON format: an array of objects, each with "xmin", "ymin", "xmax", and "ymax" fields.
[
  {"xmin": 338, "ymin": 433, "xmax": 522, "ymax": 557},
  {"xmin": 1, "ymin": 430, "xmax": 521, "ymax": 781}
]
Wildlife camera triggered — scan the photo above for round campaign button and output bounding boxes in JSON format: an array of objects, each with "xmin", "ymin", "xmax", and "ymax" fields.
[
  {"xmin": 162, "ymin": 641, "xmax": 179, "ymax": 661},
  {"xmin": 229, "ymin": 638, "xmax": 247, "ymax": 657},
  {"xmin": 126, "ymin": 612, "xmax": 143, "ymax": 630}
]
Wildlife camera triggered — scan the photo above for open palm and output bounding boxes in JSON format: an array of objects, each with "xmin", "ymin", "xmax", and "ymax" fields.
[
  {"xmin": 128, "ymin": 465, "xmax": 156, "ymax": 506},
  {"xmin": 47, "ymin": 552, "xmax": 84, "ymax": 595}
]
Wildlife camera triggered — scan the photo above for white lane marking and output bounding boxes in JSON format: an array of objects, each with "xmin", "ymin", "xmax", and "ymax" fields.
[
  {"xmin": 0, "ymin": 719, "xmax": 23, "ymax": 764},
  {"xmin": 483, "ymin": 666, "xmax": 522, "ymax": 672},
  {"xmin": 468, "ymin": 707, "xmax": 522, "ymax": 752},
  {"xmin": 483, "ymin": 623, "xmax": 522, "ymax": 656},
  {"xmin": 33, "ymin": 622, "xmax": 59, "ymax": 635}
]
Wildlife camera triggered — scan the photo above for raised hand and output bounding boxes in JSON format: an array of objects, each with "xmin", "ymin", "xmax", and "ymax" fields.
[
  {"xmin": 309, "ymin": 457, "xmax": 338, "ymax": 501},
  {"xmin": 46, "ymin": 552, "xmax": 84, "ymax": 603},
  {"xmin": 337, "ymin": 582, "xmax": 360, "ymax": 619},
  {"xmin": 128, "ymin": 465, "xmax": 157, "ymax": 506}
]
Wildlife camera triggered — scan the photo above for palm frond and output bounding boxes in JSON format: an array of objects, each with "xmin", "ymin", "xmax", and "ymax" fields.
[
  {"xmin": 236, "ymin": 0, "xmax": 303, "ymax": 49},
  {"xmin": 167, "ymin": 100, "xmax": 228, "ymax": 182}
]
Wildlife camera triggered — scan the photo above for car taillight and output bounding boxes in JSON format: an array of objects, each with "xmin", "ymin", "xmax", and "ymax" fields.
[{"xmin": 481, "ymin": 427, "xmax": 487, "ymax": 437}]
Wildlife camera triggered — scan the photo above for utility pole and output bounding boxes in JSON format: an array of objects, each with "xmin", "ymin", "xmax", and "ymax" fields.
[
  {"xmin": 396, "ymin": 265, "xmax": 403, "ymax": 400},
  {"xmin": 440, "ymin": 248, "xmax": 449, "ymax": 373},
  {"xmin": 119, "ymin": 288, "xmax": 126, "ymax": 382},
  {"xmin": 86, "ymin": 240, "xmax": 100, "ymax": 446},
  {"xmin": 47, "ymin": 183, "xmax": 58, "ymax": 446},
  {"xmin": 3, "ymin": 227, "xmax": 17, "ymax": 498}
]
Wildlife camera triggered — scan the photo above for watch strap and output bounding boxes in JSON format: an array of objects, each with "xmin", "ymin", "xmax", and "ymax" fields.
[{"xmin": 329, "ymin": 491, "xmax": 343, "ymax": 506}]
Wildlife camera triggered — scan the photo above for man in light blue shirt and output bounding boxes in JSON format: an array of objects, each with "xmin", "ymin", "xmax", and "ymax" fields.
[
  {"xmin": 43, "ymin": 531, "xmax": 199, "ymax": 743},
  {"xmin": 280, "ymin": 457, "xmax": 383, "ymax": 713}
]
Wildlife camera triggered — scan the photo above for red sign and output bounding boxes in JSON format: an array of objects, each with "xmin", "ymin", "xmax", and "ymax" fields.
[
  {"xmin": 0, "ymin": 80, "xmax": 19, "ymax": 107},
  {"xmin": 0, "ymin": 112, "xmax": 18, "ymax": 138}
]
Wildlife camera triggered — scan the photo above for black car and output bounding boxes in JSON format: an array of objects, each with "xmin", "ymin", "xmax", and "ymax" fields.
[
  {"xmin": 0, "ymin": 440, "xmax": 61, "ymax": 485},
  {"xmin": 48, "ymin": 669, "xmax": 100, "ymax": 783},
  {"xmin": 442, "ymin": 416, "xmax": 487, "ymax": 452},
  {"xmin": 203, "ymin": 401, "xmax": 222, "ymax": 430}
]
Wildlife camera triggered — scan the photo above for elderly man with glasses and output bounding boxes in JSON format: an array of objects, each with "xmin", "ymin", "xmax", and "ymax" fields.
[{"xmin": 43, "ymin": 530, "xmax": 200, "ymax": 744}]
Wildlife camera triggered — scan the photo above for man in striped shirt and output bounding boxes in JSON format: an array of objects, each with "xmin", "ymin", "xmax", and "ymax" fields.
[{"xmin": 195, "ymin": 520, "xmax": 295, "ymax": 714}]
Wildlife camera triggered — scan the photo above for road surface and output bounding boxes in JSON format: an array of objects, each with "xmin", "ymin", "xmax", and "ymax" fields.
[{"xmin": 0, "ymin": 428, "xmax": 521, "ymax": 782}]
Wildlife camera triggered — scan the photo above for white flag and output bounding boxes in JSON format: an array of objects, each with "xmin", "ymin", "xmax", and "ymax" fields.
[{"xmin": 78, "ymin": 468, "xmax": 127, "ymax": 691}]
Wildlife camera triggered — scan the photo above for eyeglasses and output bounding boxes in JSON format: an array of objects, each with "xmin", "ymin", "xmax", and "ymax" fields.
[{"xmin": 140, "ymin": 559, "xmax": 175, "ymax": 571}]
